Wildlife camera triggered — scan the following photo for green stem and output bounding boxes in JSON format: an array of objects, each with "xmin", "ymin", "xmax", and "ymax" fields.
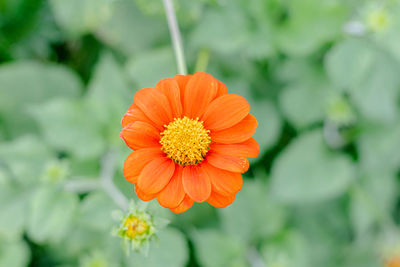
[
  {"xmin": 162, "ymin": 0, "xmax": 187, "ymax": 75},
  {"xmin": 194, "ymin": 48, "xmax": 210, "ymax": 73}
]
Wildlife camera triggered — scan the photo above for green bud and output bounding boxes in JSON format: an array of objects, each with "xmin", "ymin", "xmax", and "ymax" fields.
[
  {"xmin": 113, "ymin": 201, "xmax": 166, "ymax": 255},
  {"xmin": 367, "ymin": 8, "xmax": 390, "ymax": 32},
  {"xmin": 41, "ymin": 160, "xmax": 69, "ymax": 184},
  {"xmin": 326, "ymin": 96, "xmax": 356, "ymax": 126}
]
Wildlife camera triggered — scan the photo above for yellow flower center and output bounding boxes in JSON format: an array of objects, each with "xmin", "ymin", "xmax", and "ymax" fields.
[
  {"xmin": 160, "ymin": 116, "xmax": 211, "ymax": 166},
  {"xmin": 123, "ymin": 216, "xmax": 149, "ymax": 239}
]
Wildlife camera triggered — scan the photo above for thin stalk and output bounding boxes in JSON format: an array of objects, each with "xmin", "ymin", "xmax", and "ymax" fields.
[
  {"xmin": 63, "ymin": 150, "xmax": 128, "ymax": 210},
  {"xmin": 100, "ymin": 149, "xmax": 129, "ymax": 210},
  {"xmin": 194, "ymin": 48, "xmax": 210, "ymax": 73},
  {"xmin": 162, "ymin": 0, "xmax": 187, "ymax": 75}
]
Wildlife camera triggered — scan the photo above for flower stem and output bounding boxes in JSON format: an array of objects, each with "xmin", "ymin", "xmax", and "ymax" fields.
[
  {"xmin": 162, "ymin": 0, "xmax": 187, "ymax": 75},
  {"xmin": 194, "ymin": 48, "xmax": 210, "ymax": 73},
  {"xmin": 64, "ymin": 150, "xmax": 128, "ymax": 210},
  {"xmin": 100, "ymin": 149, "xmax": 129, "ymax": 210}
]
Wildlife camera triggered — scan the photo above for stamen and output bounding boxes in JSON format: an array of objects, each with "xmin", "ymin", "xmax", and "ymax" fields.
[{"xmin": 160, "ymin": 116, "xmax": 211, "ymax": 166}]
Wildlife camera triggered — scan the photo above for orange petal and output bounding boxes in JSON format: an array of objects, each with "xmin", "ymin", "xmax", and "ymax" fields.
[
  {"xmin": 215, "ymin": 81, "xmax": 228, "ymax": 98},
  {"xmin": 210, "ymin": 114, "xmax": 258, "ymax": 144},
  {"xmin": 202, "ymin": 162, "xmax": 243, "ymax": 196},
  {"xmin": 182, "ymin": 165, "xmax": 211, "ymax": 202},
  {"xmin": 134, "ymin": 87, "xmax": 173, "ymax": 128},
  {"xmin": 135, "ymin": 185, "xmax": 156, "ymax": 201},
  {"xmin": 157, "ymin": 166, "xmax": 185, "ymax": 208},
  {"xmin": 120, "ymin": 121, "xmax": 160, "ymax": 150},
  {"xmin": 183, "ymin": 72, "xmax": 218, "ymax": 118},
  {"xmin": 123, "ymin": 148, "xmax": 164, "ymax": 183},
  {"xmin": 155, "ymin": 78, "xmax": 182, "ymax": 118},
  {"xmin": 173, "ymin": 74, "xmax": 192, "ymax": 105},
  {"xmin": 207, "ymin": 191, "xmax": 236, "ymax": 208},
  {"xmin": 170, "ymin": 194, "xmax": 194, "ymax": 213},
  {"xmin": 210, "ymin": 138, "xmax": 259, "ymax": 158},
  {"xmin": 137, "ymin": 157, "xmax": 175, "ymax": 195},
  {"xmin": 202, "ymin": 94, "xmax": 250, "ymax": 131},
  {"xmin": 121, "ymin": 104, "xmax": 160, "ymax": 130},
  {"xmin": 206, "ymin": 151, "xmax": 249, "ymax": 173}
]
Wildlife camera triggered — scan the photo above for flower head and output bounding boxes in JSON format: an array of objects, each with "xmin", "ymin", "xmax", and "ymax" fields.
[
  {"xmin": 115, "ymin": 202, "xmax": 156, "ymax": 252},
  {"xmin": 120, "ymin": 72, "xmax": 259, "ymax": 213}
]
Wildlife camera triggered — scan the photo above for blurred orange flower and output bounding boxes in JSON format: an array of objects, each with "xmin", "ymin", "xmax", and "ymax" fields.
[
  {"xmin": 120, "ymin": 72, "xmax": 259, "ymax": 213},
  {"xmin": 387, "ymin": 256, "xmax": 400, "ymax": 267}
]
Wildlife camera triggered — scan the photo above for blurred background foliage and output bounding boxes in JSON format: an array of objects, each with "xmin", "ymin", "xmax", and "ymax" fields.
[{"xmin": 1, "ymin": 0, "xmax": 400, "ymax": 266}]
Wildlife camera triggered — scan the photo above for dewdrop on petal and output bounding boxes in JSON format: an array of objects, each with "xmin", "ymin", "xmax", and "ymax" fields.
[{"xmin": 113, "ymin": 201, "xmax": 165, "ymax": 255}]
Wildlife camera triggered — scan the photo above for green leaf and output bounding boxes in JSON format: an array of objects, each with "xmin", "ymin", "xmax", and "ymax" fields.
[
  {"xmin": 325, "ymin": 38, "xmax": 400, "ymax": 122},
  {"xmin": 357, "ymin": 123, "xmax": 400, "ymax": 173},
  {"xmin": 191, "ymin": 229, "xmax": 247, "ymax": 267},
  {"xmin": 0, "ymin": 183, "xmax": 31, "ymax": 239},
  {"xmin": 350, "ymin": 172, "xmax": 397, "ymax": 240},
  {"xmin": 325, "ymin": 38, "xmax": 374, "ymax": 90},
  {"xmin": 279, "ymin": 76, "xmax": 335, "ymax": 129},
  {"xmin": 30, "ymin": 98, "xmax": 105, "ymax": 159},
  {"xmin": 0, "ymin": 135, "xmax": 53, "ymax": 184},
  {"xmin": 0, "ymin": 238, "xmax": 30, "ymax": 267},
  {"xmin": 50, "ymin": 0, "xmax": 114, "ymax": 36},
  {"xmin": 0, "ymin": 61, "xmax": 81, "ymax": 110},
  {"xmin": 261, "ymin": 231, "xmax": 310, "ymax": 267},
  {"xmin": 0, "ymin": 61, "xmax": 82, "ymax": 136},
  {"xmin": 189, "ymin": 6, "xmax": 250, "ymax": 55},
  {"xmin": 125, "ymin": 48, "xmax": 176, "ymax": 89},
  {"xmin": 27, "ymin": 186, "xmax": 79, "ymax": 244},
  {"xmin": 250, "ymin": 99, "xmax": 282, "ymax": 156},
  {"xmin": 270, "ymin": 130, "xmax": 354, "ymax": 204},
  {"xmin": 277, "ymin": 0, "xmax": 348, "ymax": 56},
  {"xmin": 97, "ymin": 0, "xmax": 168, "ymax": 56},
  {"xmin": 126, "ymin": 228, "xmax": 188, "ymax": 267},
  {"xmin": 85, "ymin": 52, "xmax": 131, "ymax": 144},
  {"xmin": 78, "ymin": 192, "xmax": 117, "ymax": 232},
  {"xmin": 220, "ymin": 180, "xmax": 287, "ymax": 244}
]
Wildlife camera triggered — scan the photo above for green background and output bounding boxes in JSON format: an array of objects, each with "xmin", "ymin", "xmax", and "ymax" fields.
[{"xmin": 1, "ymin": 0, "xmax": 399, "ymax": 266}]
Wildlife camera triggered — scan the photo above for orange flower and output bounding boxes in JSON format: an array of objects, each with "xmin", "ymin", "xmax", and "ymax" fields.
[
  {"xmin": 120, "ymin": 72, "xmax": 259, "ymax": 213},
  {"xmin": 387, "ymin": 256, "xmax": 400, "ymax": 267}
]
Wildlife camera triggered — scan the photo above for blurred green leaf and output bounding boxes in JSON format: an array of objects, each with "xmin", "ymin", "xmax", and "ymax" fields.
[
  {"xmin": 220, "ymin": 180, "xmax": 286, "ymax": 244},
  {"xmin": 86, "ymin": 52, "xmax": 131, "ymax": 144},
  {"xmin": 30, "ymin": 98, "xmax": 105, "ymax": 159},
  {"xmin": 0, "ymin": 238, "xmax": 30, "ymax": 267},
  {"xmin": 97, "ymin": 0, "xmax": 168, "ymax": 56},
  {"xmin": 325, "ymin": 38, "xmax": 400, "ymax": 122},
  {"xmin": 280, "ymin": 75, "xmax": 335, "ymax": 129},
  {"xmin": 192, "ymin": 229, "xmax": 247, "ymax": 267},
  {"xmin": 261, "ymin": 231, "xmax": 310, "ymax": 267},
  {"xmin": 50, "ymin": 0, "xmax": 114, "ymax": 36},
  {"xmin": 350, "ymin": 172, "xmax": 397, "ymax": 240},
  {"xmin": 189, "ymin": 6, "xmax": 249, "ymax": 56},
  {"xmin": 270, "ymin": 130, "xmax": 354, "ymax": 204},
  {"xmin": 357, "ymin": 123, "xmax": 400, "ymax": 173},
  {"xmin": 126, "ymin": 228, "xmax": 188, "ymax": 267},
  {"xmin": 250, "ymin": 99, "xmax": 282, "ymax": 156},
  {"xmin": 27, "ymin": 186, "xmax": 79, "ymax": 244},
  {"xmin": 0, "ymin": 135, "xmax": 53, "ymax": 184},
  {"xmin": 125, "ymin": 48, "xmax": 175, "ymax": 89},
  {"xmin": 78, "ymin": 192, "xmax": 117, "ymax": 232},
  {"xmin": 0, "ymin": 61, "xmax": 82, "ymax": 137},
  {"xmin": 277, "ymin": 0, "xmax": 348, "ymax": 56},
  {"xmin": 0, "ymin": 183, "xmax": 31, "ymax": 239}
]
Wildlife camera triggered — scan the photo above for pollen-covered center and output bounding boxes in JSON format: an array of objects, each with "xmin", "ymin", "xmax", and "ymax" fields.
[
  {"xmin": 124, "ymin": 216, "xmax": 149, "ymax": 239},
  {"xmin": 160, "ymin": 116, "xmax": 211, "ymax": 166}
]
